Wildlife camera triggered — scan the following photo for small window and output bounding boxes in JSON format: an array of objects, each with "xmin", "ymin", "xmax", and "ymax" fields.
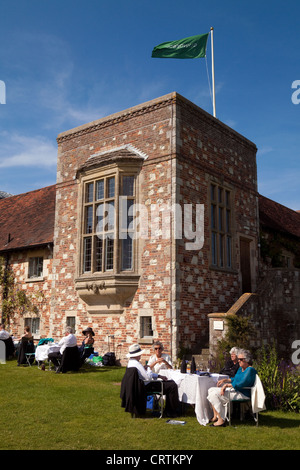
[
  {"xmin": 66, "ymin": 316, "xmax": 76, "ymax": 332},
  {"xmin": 140, "ymin": 316, "xmax": 153, "ymax": 338},
  {"xmin": 28, "ymin": 257, "xmax": 43, "ymax": 278},
  {"xmin": 24, "ymin": 317, "xmax": 40, "ymax": 335}
]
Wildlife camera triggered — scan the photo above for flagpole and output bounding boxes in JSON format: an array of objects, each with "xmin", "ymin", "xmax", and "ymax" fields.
[{"xmin": 210, "ymin": 27, "xmax": 216, "ymax": 118}]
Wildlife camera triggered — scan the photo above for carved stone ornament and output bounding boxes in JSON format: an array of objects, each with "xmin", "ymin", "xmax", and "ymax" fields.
[{"xmin": 75, "ymin": 275, "xmax": 139, "ymax": 314}]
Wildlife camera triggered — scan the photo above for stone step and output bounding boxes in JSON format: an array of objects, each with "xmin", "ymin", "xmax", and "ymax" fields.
[{"xmin": 183, "ymin": 349, "xmax": 210, "ymax": 369}]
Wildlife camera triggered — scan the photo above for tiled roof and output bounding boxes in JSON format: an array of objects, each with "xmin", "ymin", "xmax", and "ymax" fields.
[
  {"xmin": 259, "ymin": 194, "xmax": 300, "ymax": 238},
  {"xmin": 0, "ymin": 185, "xmax": 56, "ymax": 252}
]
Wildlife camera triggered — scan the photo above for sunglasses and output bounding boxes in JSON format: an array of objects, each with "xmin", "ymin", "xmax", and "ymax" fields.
[
  {"xmin": 154, "ymin": 347, "xmax": 162, "ymax": 350},
  {"xmin": 238, "ymin": 358, "xmax": 245, "ymax": 361}
]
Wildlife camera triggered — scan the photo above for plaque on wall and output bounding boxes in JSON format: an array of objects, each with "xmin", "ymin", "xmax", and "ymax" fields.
[{"xmin": 213, "ymin": 320, "xmax": 224, "ymax": 331}]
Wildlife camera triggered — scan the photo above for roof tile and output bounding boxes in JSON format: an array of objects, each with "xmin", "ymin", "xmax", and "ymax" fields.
[{"xmin": 0, "ymin": 185, "xmax": 56, "ymax": 252}]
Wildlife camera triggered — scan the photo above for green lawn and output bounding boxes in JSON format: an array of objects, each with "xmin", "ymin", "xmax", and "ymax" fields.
[{"xmin": 0, "ymin": 359, "xmax": 299, "ymax": 450}]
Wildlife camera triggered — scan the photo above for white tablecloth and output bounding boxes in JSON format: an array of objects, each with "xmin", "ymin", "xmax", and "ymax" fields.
[
  {"xmin": 160, "ymin": 370, "xmax": 228, "ymax": 426},
  {"xmin": 35, "ymin": 343, "xmax": 60, "ymax": 361}
]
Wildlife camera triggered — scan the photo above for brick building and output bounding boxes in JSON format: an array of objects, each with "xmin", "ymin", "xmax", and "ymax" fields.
[
  {"xmin": 0, "ymin": 185, "xmax": 55, "ymax": 336},
  {"xmin": 1, "ymin": 92, "xmax": 299, "ymax": 362}
]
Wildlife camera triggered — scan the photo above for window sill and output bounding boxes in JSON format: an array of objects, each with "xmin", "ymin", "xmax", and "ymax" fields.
[
  {"xmin": 26, "ymin": 277, "xmax": 44, "ymax": 283},
  {"xmin": 75, "ymin": 273, "xmax": 140, "ymax": 314},
  {"xmin": 209, "ymin": 265, "xmax": 238, "ymax": 275},
  {"xmin": 139, "ymin": 337, "xmax": 154, "ymax": 345}
]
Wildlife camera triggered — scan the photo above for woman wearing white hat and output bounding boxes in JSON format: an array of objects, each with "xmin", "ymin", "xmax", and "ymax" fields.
[{"xmin": 126, "ymin": 343, "xmax": 180, "ymax": 417}]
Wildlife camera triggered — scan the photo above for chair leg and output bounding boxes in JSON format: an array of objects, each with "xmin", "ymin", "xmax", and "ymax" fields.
[
  {"xmin": 158, "ymin": 395, "xmax": 164, "ymax": 418},
  {"xmin": 228, "ymin": 400, "xmax": 231, "ymax": 426}
]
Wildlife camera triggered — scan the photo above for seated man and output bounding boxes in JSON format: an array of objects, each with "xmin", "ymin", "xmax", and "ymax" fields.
[
  {"xmin": 0, "ymin": 323, "xmax": 10, "ymax": 340},
  {"xmin": 48, "ymin": 326, "xmax": 77, "ymax": 371},
  {"xmin": 126, "ymin": 343, "xmax": 180, "ymax": 417},
  {"xmin": 148, "ymin": 341, "xmax": 172, "ymax": 373},
  {"xmin": 0, "ymin": 323, "xmax": 15, "ymax": 359}
]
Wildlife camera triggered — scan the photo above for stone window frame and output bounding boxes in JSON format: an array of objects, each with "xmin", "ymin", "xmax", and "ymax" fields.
[
  {"xmin": 138, "ymin": 310, "xmax": 154, "ymax": 345},
  {"xmin": 27, "ymin": 256, "xmax": 44, "ymax": 281},
  {"xmin": 209, "ymin": 180, "xmax": 234, "ymax": 271},
  {"xmin": 24, "ymin": 316, "xmax": 40, "ymax": 337},
  {"xmin": 75, "ymin": 148, "xmax": 144, "ymax": 314}
]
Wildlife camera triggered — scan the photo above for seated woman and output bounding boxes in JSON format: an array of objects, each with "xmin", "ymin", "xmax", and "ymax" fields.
[
  {"xmin": 79, "ymin": 327, "xmax": 95, "ymax": 364},
  {"xmin": 17, "ymin": 326, "xmax": 35, "ymax": 366},
  {"xmin": 207, "ymin": 349, "xmax": 257, "ymax": 427},
  {"xmin": 219, "ymin": 347, "xmax": 240, "ymax": 377}
]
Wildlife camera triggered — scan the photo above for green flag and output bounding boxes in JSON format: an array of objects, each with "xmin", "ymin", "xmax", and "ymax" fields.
[{"xmin": 151, "ymin": 33, "xmax": 209, "ymax": 59}]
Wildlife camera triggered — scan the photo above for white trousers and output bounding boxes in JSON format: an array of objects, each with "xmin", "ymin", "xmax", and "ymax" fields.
[{"xmin": 207, "ymin": 387, "xmax": 249, "ymax": 421}]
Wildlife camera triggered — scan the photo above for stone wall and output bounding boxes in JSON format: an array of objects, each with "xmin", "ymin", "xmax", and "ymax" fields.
[
  {"xmin": 3, "ymin": 247, "xmax": 53, "ymax": 338},
  {"xmin": 208, "ymin": 269, "xmax": 300, "ymax": 359},
  {"xmin": 50, "ymin": 92, "xmax": 260, "ymax": 363},
  {"xmin": 175, "ymin": 96, "xmax": 258, "ymax": 352}
]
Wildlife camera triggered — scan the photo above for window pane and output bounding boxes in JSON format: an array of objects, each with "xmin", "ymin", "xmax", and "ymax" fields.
[
  {"xmin": 225, "ymin": 190, "xmax": 230, "ymax": 207},
  {"xmin": 96, "ymin": 203, "xmax": 104, "ymax": 233},
  {"xmin": 126, "ymin": 199, "xmax": 134, "ymax": 229},
  {"xmin": 107, "ymin": 177, "xmax": 115, "ymax": 198},
  {"xmin": 25, "ymin": 318, "xmax": 40, "ymax": 335},
  {"xmin": 29, "ymin": 257, "xmax": 43, "ymax": 278},
  {"xmin": 122, "ymin": 176, "xmax": 134, "ymax": 196},
  {"xmin": 218, "ymin": 207, "xmax": 223, "ymax": 231},
  {"xmin": 226, "ymin": 235, "xmax": 232, "ymax": 268},
  {"xmin": 86, "ymin": 183, "xmax": 94, "ymax": 203},
  {"xmin": 211, "ymin": 184, "xmax": 215, "ymax": 201},
  {"xmin": 211, "ymin": 233, "xmax": 217, "ymax": 265},
  {"xmin": 83, "ymin": 237, "xmax": 92, "ymax": 272},
  {"xmin": 226, "ymin": 209, "xmax": 230, "ymax": 233},
  {"xmin": 140, "ymin": 316, "xmax": 153, "ymax": 337},
  {"xmin": 66, "ymin": 316, "xmax": 76, "ymax": 332},
  {"xmin": 105, "ymin": 237, "xmax": 114, "ymax": 270},
  {"xmin": 96, "ymin": 179, "xmax": 104, "ymax": 200},
  {"xmin": 211, "ymin": 204, "xmax": 216, "ymax": 230},
  {"xmin": 95, "ymin": 236, "xmax": 103, "ymax": 271},
  {"xmin": 218, "ymin": 187, "xmax": 223, "ymax": 203},
  {"xmin": 122, "ymin": 236, "xmax": 133, "ymax": 270},
  {"xmin": 106, "ymin": 201, "xmax": 115, "ymax": 231},
  {"xmin": 85, "ymin": 206, "xmax": 93, "ymax": 233},
  {"xmin": 32, "ymin": 318, "xmax": 40, "ymax": 335},
  {"xmin": 219, "ymin": 234, "xmax": 224, "ymax": 267}
]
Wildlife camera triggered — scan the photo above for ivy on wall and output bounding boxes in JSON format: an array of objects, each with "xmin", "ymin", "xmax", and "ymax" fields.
[{"xmin": 0, "ymin": 256, "xmax": 44, "ymax": 326}]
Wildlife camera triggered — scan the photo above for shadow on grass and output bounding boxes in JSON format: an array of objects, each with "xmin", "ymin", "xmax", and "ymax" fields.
[
  {"xmin": 228, "ymin": 412, "xmax": 300, "ymax": 429},
  {"xmin": 79, "ymin": 365, "xmax": 123, "ymax": 374},
  {"xmin": 260, "ymin": 413, "xmax": 300, "ymax": 429}
]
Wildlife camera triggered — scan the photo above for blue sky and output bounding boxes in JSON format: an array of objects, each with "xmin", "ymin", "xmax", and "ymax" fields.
[{"xmin": 0, "ymin": 0, "xmax": 299, "ymax": 210}]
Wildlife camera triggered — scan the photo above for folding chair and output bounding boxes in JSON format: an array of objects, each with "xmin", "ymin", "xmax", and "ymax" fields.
[
  {"xmin": 144, "ymin": 379, "xmax": 164, "ymax": 418},
  {"xmin": 57, "ymin": 346, "xmax": 80, "ymax": 373},
  {"xmin": 25, "ymin": 341, "xmax": 36, "ymax": 366},
  {"xmin": 120, "ymin": 368, "xmax": 164, "ymax": 418},
  {"xmin": 25, "ymin": 351, "xmax": 36, "ymax": 366},
  {"xmin": 48, "ymin": 356, "xmax": 61, "ymax": 371},
  {"xmin": 228, "ymin": 375, "xmax": 266, "ymax": 426}
]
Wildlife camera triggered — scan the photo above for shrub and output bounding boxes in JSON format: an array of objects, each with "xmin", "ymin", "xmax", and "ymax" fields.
[
  {"xmin": 213, "ymin": 314, "xmax": 255, "ymax": 371},
  {"xmin": 254, "ymin": 344, "xmax": 300, "ymax": 412}
]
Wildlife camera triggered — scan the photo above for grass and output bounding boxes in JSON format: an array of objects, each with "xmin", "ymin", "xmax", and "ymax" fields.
[{"xmin": 0, "ymin": 359, "xmax": 299, "ymax": 451}]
